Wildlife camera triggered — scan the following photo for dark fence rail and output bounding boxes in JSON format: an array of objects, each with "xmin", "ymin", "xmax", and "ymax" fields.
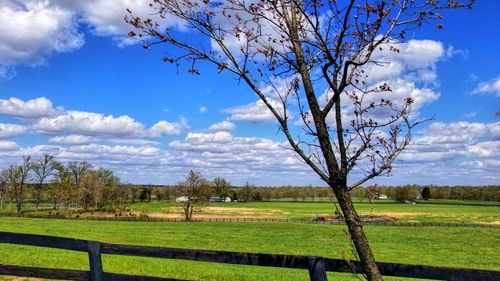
[
  {"xmin": 1, "ymin": 231, "xmax": 500, "ymax": 281},
  {"xmin": 2, "ymin": 213, "xmax": 499, "ymax": 228}
]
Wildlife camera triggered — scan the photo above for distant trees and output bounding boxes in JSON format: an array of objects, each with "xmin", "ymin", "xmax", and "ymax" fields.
[
  {"xmin": 0, "ymin": 155, "xmax": 123, "ymax": 213},
  {"xmin": 212, "ymin": 177, "xmax": 231, "ymax": 200},
  {"xmin": 68, "ymin": 161, "xmax": 92, "ymax": 189},
  {"xmin": 421, "ymin": 187, "xmax": 431, "ymax": 200},
  {"xmin": 7, "ymin": 156, "xmax": 32, "ymax": 213},
  {"xmin": 0, "ymin": 170, "xmax": 8, "ymax": 208},
  {"xmin": 238, "ymin": 182, "xmax": 254, "ymax": 203},
  {"xmin": 48, "ymin": 161, "xmax": 72, "ymax": 210},
  {"xmin": 365, "ymin": 185, "xmax": 380, "ymax": 203},
  {"xmin": 393, "ymin": 187, "xmax": 419, "ymax": 203},
  {"xmin": 31, "ymin": 154, "xmax": 56, "ymax": 211}
]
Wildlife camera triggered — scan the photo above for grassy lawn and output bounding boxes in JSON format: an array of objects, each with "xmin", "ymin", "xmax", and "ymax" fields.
[{"xmin": 0, "ymin": 217, "xmax": 498, "ymax": 280}]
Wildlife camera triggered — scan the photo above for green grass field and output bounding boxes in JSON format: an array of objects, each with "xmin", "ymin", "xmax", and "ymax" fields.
[{"xmin": 0, "ymin": 216, "xmax": 499, "ymax": 280}]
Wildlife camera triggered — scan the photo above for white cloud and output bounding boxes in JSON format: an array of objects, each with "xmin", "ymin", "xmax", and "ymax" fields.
[
  {"xmin": 148, "ymin": 118, "xmax": 189, "ymax": 137},
  {"xmin": 0, "ymin": 140, "xmax": 19, "ymax": 151},
  {"xmin": 68, "ymin": 144, "xmax": 161, "ymax": 157},
  {"xmin": 225, "ymin": 99, "xmax": 284, "ymax": 123},
  {"xmin": 77, "ymin": 0, "xmax": 184, "ymax": 43},
  {"xmin": 0, "ymin": 0, "xmax": 184, "ymax": 75},
  {"xmin": 418, "ymin": 122, "xmax": 499, "ymax": 144},
  {"xmin": 0, "ymin": 97, "xmax": 188, "ymax": 140},
  {"xmin": 399, "ymin": 121, "xmax": 500, "ymax": 163},
  {"xmin": 0, "ymin": 97, "xmax": 59, "ymax": 119},
  {"xmin": 0, "ymin": 123, "xmax": 27, "ymax": 138},
  {"xmin": 363, "ymin": 39, "xmax": 445, "ymax": 84},
  {"xmin": 472, "ymin": 76, "xmax": 500, "ymax": 97},
  {"xmin": 467, "ymin": 141, "xmax": 500, "ymax": 158},
  {"xmin": 107, "ymin": 138, "xmax": 159, "ymax": 145},
  {"xmin": 0, "ymin": 1, "xmax": 83, "ymax": 66},
  {"xmin": 169, "ymin": 131, "xmax": 309, "ymax": 180},
  {"xmin": 34, "ymin": 110, "xmax": 145, "ymax": 137},
  {"xmin": 208, "ymin": 121, "xmax": 236, "ymax": 132},
  {"xmin": 49, "ymin": 135, "xmax": 97, "ymax": 145},
  {"xmin": 199, "ymin": 106, "xmax": 208, "ymax": 114}
]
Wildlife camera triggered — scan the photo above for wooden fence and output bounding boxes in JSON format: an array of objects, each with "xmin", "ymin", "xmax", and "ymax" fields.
[{"xmin": 0, "ymin": 231, "xmax": 499, "ymax": 281}]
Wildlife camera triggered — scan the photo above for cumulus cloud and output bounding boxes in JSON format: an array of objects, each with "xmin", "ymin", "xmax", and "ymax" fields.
[
  {"xmin": 0, "ymin": 0, "xmax": 184, "ymax": 76},
  {"xmin": 0, "ymin": 140, "xmax": 19, "ymax": 151},
  {"xmin": 399, "ymin": 121, "xmax": 500, "ymax": 163},
  {"xmin": 0, "ymin": 123, "xmax": 27, "ymax": 138},
  {"xmin": 49, "ymin": 135, "xmax": 97, "ymax": 145},
  {"xmin": 467, "ymin": 141, "xmax": 500, "ymax": 158},
  {"xmin": 472, "ymin": 76, "xmax": 500, "ymax": 97},
  {"xmin": 363, "ymin": 39, "xmax": 445, "ymax": 84},
  {"xmin": 225, "ymin": 99, "xmax": 285, "ymax": 123},
  {"xmin": 0, "ymin": 0, "xmax": 83, "ymax": 68},
  {"xmin": 0, "ymin": 97, "xmax": 59, "ymax": 119},
  {"xmin": 33, "ymin": 110, "xmax": 145, "ymax": 137},
  {"xmin": 0, "ymin": 96, "xmax": 188, "ymax": 141},
  {"xmin": 34, "ymin": 110, "xmax": 188, "ymax": 138},
  {"xmin": 148, "ymin": 118, "xmax": 189, "ymax": 137},
  {"xmin": 418, "ymin": 121, "xmax": 500, "ymax": 144},
  {"xmin": 208, "ymin": 121, "xmax": 236, "ymax": 132},
  {"xmin": 169, "ymin": 131, "xmax": 309, "ymax": 180}
]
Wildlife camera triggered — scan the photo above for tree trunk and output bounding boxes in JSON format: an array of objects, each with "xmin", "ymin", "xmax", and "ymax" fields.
[
  {"xmin": 332, "ymin": 185, "xmax": 382, "ymax": 281},
  {"xmin": 35, "ymin": 191, "xmax": 41, "ymax": 212}
]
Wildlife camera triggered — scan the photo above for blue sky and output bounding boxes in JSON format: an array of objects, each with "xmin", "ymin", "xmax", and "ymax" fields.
[{"xmin": 0, "ymin": 0, "xmax": 498, "ymax": 186}]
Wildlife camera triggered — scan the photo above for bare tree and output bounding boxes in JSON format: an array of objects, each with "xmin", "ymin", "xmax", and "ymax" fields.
[
  {"xmin": 212, "ymin": 177, "xmax": 231, "ymax": 200},
  {"xmin": 0, "ymin": 170, "xmax": 8, "ymax": 209},
  {"xmin": 238, "ymin": 182, "xmax": 254, "ymax": 202},
  {"xmin": 127, "ymin": 1, "xmax": 473, "ymax": 279},
  {"xmin": 67, "ymin": 161, "xmax": 92, "ymax": 189},
  {"xmin": 79, "ymin": 171, "xmax": 101, "ymax": 211},
  {"xmin": 48, "ymin": 161, "xmax": 73, "ymax": 210},
  {"xmin": 177, "ymin": 170, "xmax": 211, "ymax": 221},
  {"xmin": 31, "ymin": 154, "xmax": 56, "ymax": 211},
  {"xmin": 6, "ymin": 156, "xmax": 31, "ymax": 214}
]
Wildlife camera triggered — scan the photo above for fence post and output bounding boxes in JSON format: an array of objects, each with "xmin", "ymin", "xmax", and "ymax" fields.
[
  {"xmin": 307, "ymin": 256, "xmax": 327, "ymax": 281},
  {"xmin": 87, "ymin": 241, "xmax": 104, "ymax": 281}
]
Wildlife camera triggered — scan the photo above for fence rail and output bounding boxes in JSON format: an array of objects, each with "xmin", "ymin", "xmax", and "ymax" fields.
[
  {"xmin": 1, "ymin": 231, "xmax": 499, "ymax": 281},
  {"xmin": 2, "ymin": 213, "xmax": 499, "ymax": 228}
]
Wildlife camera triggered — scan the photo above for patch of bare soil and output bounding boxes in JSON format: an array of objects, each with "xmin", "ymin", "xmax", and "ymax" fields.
[
  {"xmin": 312, "ymin": 215, "xmax": 399, "ymax": 223},
  {"xmin": 148, "ymin": 207, "xmax": 287, "ymax": 219}
]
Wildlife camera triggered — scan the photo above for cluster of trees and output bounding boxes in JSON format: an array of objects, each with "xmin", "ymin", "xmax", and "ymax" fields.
[
  {"xmin": 352, "ymin": 185, "xmax": 500, "ymax": 202},
  {"xmin": 141, "ymin": 184, "xmax": 335, "ymax": 204},
  {"xmin": 0, "ymin": 155, "xmax": 128, "ymax": 213}
]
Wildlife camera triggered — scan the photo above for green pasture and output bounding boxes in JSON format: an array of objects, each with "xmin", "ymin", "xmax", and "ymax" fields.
[
  {"xmin": 128, "ymin": 199, "xmax": 500, "ymax": 224},
  {"xmin": 0, "ymin": 217, "xmax": 498, "ymax": 280}
]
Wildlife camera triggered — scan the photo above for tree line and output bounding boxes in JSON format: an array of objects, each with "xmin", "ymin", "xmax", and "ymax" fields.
[
  {"xmin": 0, "ymin": 155, "xmax": 127, "ymax": 214},
  {"xmin": 1, "ymin": 155, "xmax": 498, "ymax": 216}
]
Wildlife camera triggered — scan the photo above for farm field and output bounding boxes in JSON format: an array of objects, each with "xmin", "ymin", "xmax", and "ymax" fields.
[
  {"xmin": 127, "ymin": 200, "xmax": 500, "ymax": 224},
  {"xmin": 1, "ymin": 199, "xmax": 499, "ymax": 224},
  {"xmin": 0, "ymin": 217, "xmax": 499, "ymax": 281}
]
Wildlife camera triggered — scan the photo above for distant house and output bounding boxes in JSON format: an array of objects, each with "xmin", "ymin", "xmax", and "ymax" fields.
[
  {"xmin": 378, "ymin": 194, "xmax": 388, "ymax": 200},
  {"xmin": 209, "ymin": 197, "xmax": 231, "ymax": 202},
  {"xmin": 175, "ymin": 196, "xmax": 189, "ymax": 203}
]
